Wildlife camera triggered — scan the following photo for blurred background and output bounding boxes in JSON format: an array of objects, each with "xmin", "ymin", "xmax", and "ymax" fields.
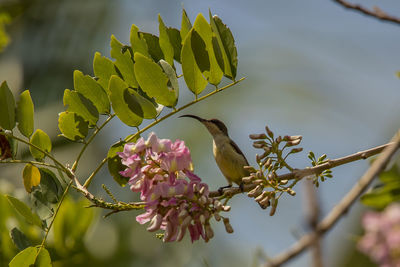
[{"xmin": 0, "ymin": 0, "xmax": 399, "ymax": 266}]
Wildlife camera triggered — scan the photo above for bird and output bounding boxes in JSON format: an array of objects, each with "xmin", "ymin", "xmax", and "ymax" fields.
[{"xmin": 180, "ymin": 114, "xmax": 250, "ymax": 190}]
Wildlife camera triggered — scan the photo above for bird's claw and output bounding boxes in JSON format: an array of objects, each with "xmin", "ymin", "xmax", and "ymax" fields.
[{"xmin": 218, "ymin": 184, "xmax": 232, "ymax": 196}]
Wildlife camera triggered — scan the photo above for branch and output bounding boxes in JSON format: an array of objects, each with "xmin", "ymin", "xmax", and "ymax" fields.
[
  {"xmin": 209, "ymin": 142, "xmax": 393, "ymax": 197},
  {"xmin": 263, "ymin": 130, "xmax": 400, "ymax": 267},
  {"xmin": 303, "ymin": 181, "xmax": 323, "ymax": 267},
  {"xmin": 332, "ymin": 0, "xmax": 400, "ymax": 25}
]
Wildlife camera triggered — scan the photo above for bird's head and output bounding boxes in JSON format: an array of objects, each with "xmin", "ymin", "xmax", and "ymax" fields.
[{"xmin": 179, "ymin": 114, "xmax": 229, "ymax": 137}]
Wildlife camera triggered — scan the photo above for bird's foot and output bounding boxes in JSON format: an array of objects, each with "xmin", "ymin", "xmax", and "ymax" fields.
[
  {"xmin": 218, "ymin": 184, "xmax": 232, "ymax": 196},
  {"xmin": 239, "ymin": 182, "xmax": 245, "ymax": 192}
]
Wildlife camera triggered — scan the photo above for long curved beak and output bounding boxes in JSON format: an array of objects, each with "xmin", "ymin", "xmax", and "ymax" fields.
[{"xmin": 179, "ymin": 114, "xmax": 206, "ymax": 122}]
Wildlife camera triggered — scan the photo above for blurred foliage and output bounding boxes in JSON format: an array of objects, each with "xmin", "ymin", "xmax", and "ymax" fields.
[{"xmin": 361, "ymin": 163, "xmax": 400, "ymax": 210}]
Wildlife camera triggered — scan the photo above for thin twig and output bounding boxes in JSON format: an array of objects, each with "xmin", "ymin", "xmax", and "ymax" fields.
[
  {"xmin": 303, "ymin": 181, "xmax": 323, "ymax": 267},
  {"xmin": 332, "ymin": 0, "xmax": 400, "ymax": 25},
  {"xmin": 209, "ymin": 142, "xmax": 392, "ymax": 197},
  {"xmin": 264, "ymin": 130, "xmax": 400, "ymax": 267},
  {"xmin": 0, "ymin": 160, "xmax": 58, "ymax": 169},
  {"xmin": 72, "ymin": 114, "xmax": 116, "ymax": 172}
]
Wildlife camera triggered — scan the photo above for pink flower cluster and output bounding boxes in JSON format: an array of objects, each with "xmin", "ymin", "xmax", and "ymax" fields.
[
  {"xmin": 358, "ymin": 204, "xmax": 400, "ymax": 267},
  {"xmin": 118, "ymin": 132, "xmax": 233, "ymax": 242}
]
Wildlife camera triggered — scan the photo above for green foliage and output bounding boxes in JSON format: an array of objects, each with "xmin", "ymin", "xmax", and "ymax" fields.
[
  {"xmin": 361, "ymin": 164, "xmax": 400, "ymax": 209},
  {"xmin": 29, "ymin": 129, "xmax": 52, "ymax": 161},
  {"xmin": 108, "ymin": 75, "xmax": 144, "ymax": 126},
  {"xmin": 10, "ymin": 227, "xmax": 31, "ymax": 251},
  {"xmin": 22, "ymin": 163, "xmax": 41, "ymax": 193},
  {"xmin": 63, "ymin": 89, "xmax": 99, "ymax": 127},
  {"xmin": 0, "ymin": 81, "xmax": 16, "ymax": 130},
  {"xmin": 9, "ymin": 246, "xmax": 38, "ymax": 267},
  {"xmin": 73, "ymin": 70, "xmax": 110, "ymax": 115},
  {"xmin": 16, "ymin": 90, "xmax": 34, "ymax": 138},
  {"xmin": 308, "ymin": 152, "xmax": 332, "ymax": 187},
  {"xmin": 134, "ymin": 53, "xmax": 178, "ymax": 107},
  {"xmin": 5, "ymin": 195, "xmax": 43, "ymax": 228},
  {"xmin": 93, "ymin": 52, "xmax": 118, "ymax": 92},
  {"xmin": 58, "ymin": 111, "xmax": 89, "ymax": 141},
  {"xmin": 107, "ymin": 140, "xmax": 129, "ymax": 186},
  {"xmin": 0, "ymin": 12, "xmax": 11, "ymax": 52},
  {"xmin": 38, "ymin": 168, "xmax": 64, "ymax": 204}
]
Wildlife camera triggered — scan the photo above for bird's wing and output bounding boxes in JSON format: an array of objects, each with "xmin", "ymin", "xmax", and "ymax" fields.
[{"xmin": 229, "ymin": 139, "xmax": 250, "ymax": 165}]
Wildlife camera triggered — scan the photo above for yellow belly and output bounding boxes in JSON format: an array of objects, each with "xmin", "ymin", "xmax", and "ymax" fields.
[{"xmin": 213, "ymin": 140, "xmax": 249, "ymax": 185}]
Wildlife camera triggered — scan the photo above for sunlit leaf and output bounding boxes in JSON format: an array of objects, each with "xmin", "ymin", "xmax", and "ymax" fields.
[
  {"xmin": 209, "ymin": 11, "xmax": 238, "ymax": 79},
  {"xmin": 127, "ymin": 88, "xmax": 157, "ymax": 119},
  {"xmin": 158, "ymin": 14, "xmax": 174, "ymax": 66},
  {"xmin": 9, "ymin": 246, "xmax": 37, "ymax": 267},
  {"xmin": 35, "ymin": 247, "xmax": 52, "ymax": 267},
  {"xmin": 180, "ymin": 8, "xmax": 192, "ymax": 42},
  {"xmin": 63, "ymin": 89, "xmax": 99, "ymax": 126},
  {"xmin": 29, "ymin": 129, "xmax": 52, "ymax": 161},
  {"xmin": 130, "ymin": 24, "xmax": 150, "ymax": 58},
  {"xmin": 134, "ymin": 52, "xmax": 177, "ymax": 107},
  {"xmin": 0, "ymin": 81, "xmax": 16, "ymax": 130},
  {"xmin": 108, "ymin": 75, "xmax": 143, "ymax": 127},
  {"xmin": 181, "ymin": 29, "xmax": 208, "ymax": 95},
  {"xmin": 73, "ymin": 70, "xmax": 110, "ymax": 114},
  {"xmin": 6, "ymin": 195, "xmax": 42, "ymax": 228},
  {"xmin": 16, "ymin": 90, "xmax": 34, "ymax": 137},
  {"xmin": 10, "ymin": 227, "xmax": 31, "ymax": 251},
  {"xmin": 193, "ymin": 13, "xmax": 223, "ymax": 85},
  {"xmin": 58, "ymin": 111, "xmax": 89, "ymax": 141},
  {"xmin": 22, "ymin": 163, "xmax": 41, "ymax": 193},
  {"xmin": 110, "ymin": 35, "xmax": 138, "ymax": 88},
  {"xmin": 93, "ymin": 52, "xmax": 118, "ymax": 93}
]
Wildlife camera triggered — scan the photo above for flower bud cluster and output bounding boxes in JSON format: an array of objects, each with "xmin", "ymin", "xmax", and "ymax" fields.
[
  {"xmin": 358, "ymin": 204, "xmax": 400, "ymax": 266},
  {"xmin": 244, "ymin": 126, "xmax": 304, "ymax": 215},
  {"xmin": 118, "ymin": 132, "xmax": 232, "ymax": 242}
]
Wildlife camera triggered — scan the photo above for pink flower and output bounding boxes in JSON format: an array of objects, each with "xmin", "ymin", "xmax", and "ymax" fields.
[
  {"xmin": 118, "ymin": 132, "xmax": 233, "ymax": 243},
  {"xmin": 358, "ymin": 204, "xmax": 400, "ymax": 266}
]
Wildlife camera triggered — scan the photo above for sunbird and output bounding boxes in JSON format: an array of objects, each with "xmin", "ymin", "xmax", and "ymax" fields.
[{"xmin": 180, "ymin": 115, "xmax": 249, "ymax": 190}]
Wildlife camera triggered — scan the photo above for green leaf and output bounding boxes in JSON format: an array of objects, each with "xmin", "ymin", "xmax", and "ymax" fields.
[
  {"xmin": 10, "ymin": 227, "xmax": 32, "ymax": 251},
  {"xmin": 166, "ymin": 27, "xmax": 182, "ymax": 63},
  {"xmin": 361, "ymin": 182, "xmax": 400, "ymax": 209},
  {"xmin": 36, "ymin": 247, "xmax": 52, "ymax": 267},
  {"xmin": 127, "ymin": 88, "xmax": 157, "ymax": 119},
  {"xmin": 16, "ymin": 90, "xmax": 34, "ymax": 137},
  {"xmin": 73, "ymin": 70, "xmax": 110, "ymax": 114},
  {"xmin": 29, "ymin": 129, "xmax": 52, "ymax": 161},
  {"xmin": 108, "ymin": 75, "xmax": 143, "ymax": 127},
  {"xmin": 180, "ymin": 8, "xmax": 192, "ymax": 42},
  {"xmin": 181, "ymin": 29, "xmax": 208, "ymax": 95},
  {"xmin": 6, "ymin": 195, "xmax": 42, "ymax": 228},
  {"xmin": 193, "ymin": 13, "xmax": 223, "ymax": 85},
  {"xmin": 0, "ymin": 81, "xmax": 16, "ymax": 130},
  {"xmin": 158, "ymin": 14, "xmax": 174, "ymax": 66},
  {"xmin": 107, "ymin": 141, "xmax": 129, "ymax": 186},
  {"xmin": 134, "ymin": 53, "xmax": 177, "ymax": 107},
  {"xmin": 9, "ymin": 246, "xmax": 37, "ymax": 267},
  {"xmin": 93, "ymin": 52, "xmax": 118, "ymax": 93},
  {"xmin": 58, "ymin": 111, "xmax": 89, "ymax": 141},
  {"xmin": 209, "ymin": 11, "xmax": 238, "ymax": 79},
  {"xmin": 191, "ymin": 29, "xmax": 210, "ymax": 72},
  {"xmin": 39, "ymin": 168, "xmax": 63, "ymax": 204},
  {"xmin": 63, "ymin": 89, "xmax": 99, "ymax": 126},
  {"xmin": 110, "ymin": 35, "xmax": 138, "ymax": 88},
  {"xmin": 158, "ymin": 59, "xmax": 179, "ymax": 102},
  {"xmin": 130, "ymin": 24, "xmax": 150, "ymax": 58},
  {"xmin": 141, "ymin": 32, "xmax": 164, "ymax": 62},
  {"xmin": 22, "ymin": 163, "xmax": 41, "ymax": 193}
]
